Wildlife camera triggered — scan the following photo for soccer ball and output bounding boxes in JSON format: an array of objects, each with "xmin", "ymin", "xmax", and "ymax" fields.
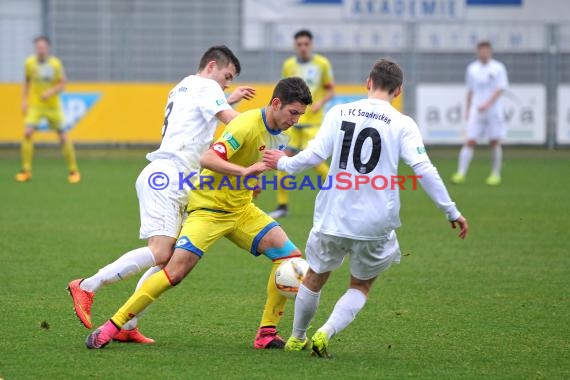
[{"xmin": 275, "ymin": 257, "xmax": 310, "ymax": 299}]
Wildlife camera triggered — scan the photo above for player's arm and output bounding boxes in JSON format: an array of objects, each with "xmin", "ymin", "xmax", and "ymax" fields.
[
  {"xmin": 41, "ymin": 62, "xmax": 66, "ymax": 101},
  {"xmin": 22, "ymin": 75, "xmax": 30, "ymax": 115},
  {"xmin": 226, "ymin": 86, "xmax": 256, "ymax": 105},
  {"xmin": 312, "ymin": 83, "xmax": 334, "ymax": 113},
  {"xmin": 200, "ymin": 148, "xmax": 267, "ymax": 177},
  {"xmin": 216, "ymin": 109, "xmax": 240, "ymax": 125},
  {"xmin": 264, "ymin": 106, "xmax": 336, "ymax": 172},
  {"xmin": 411, "ymin": 161, "xmax": 468, "ymax": 238},
  {"xmin": 312, "ymin": 59, "xmax": 335, "ymax": 113},
  {"xmin": 216, "ymin": 86, "xmax": 256, "ymax": 123},
  {"xmin": 465, "ymin": 90, "xmax": 473, "ymax": 120},
  {"xmin": 478, "ymin": 88, "xmax": 503, "ymax": 113},
  {"xmin": 264, "ymin": 148, "xmax": 324, "ymax": 174},
  {"xmin": 465, "ymin": 67, "xmax": 473, "ymax": 120},
  {"xmin": 479, "ymin": 64, "xmax": 509, "ymax": 113},
  {"xmin": 401, "ymin": 120, "xmax": 468, "ymax": 239}
]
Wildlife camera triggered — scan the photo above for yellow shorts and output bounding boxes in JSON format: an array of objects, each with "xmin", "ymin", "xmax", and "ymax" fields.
[
  {"xmin": 287, "ymin": 125, "xmax": 320, "ymax": 152},
  {"xmin": 175, "ymin": 203, "xmax": 281, "ymax": 259},
  {"xmin": 25, "ymin": 107, "xmax": 65, "ymax": 130}
]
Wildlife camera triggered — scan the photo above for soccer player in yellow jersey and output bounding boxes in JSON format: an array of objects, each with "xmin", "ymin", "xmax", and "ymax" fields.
[
  {"xmin": 269, "ymin": 29, "xmax": 334, "ymax": 219},
  {"xmin": 16, "ymin": 36, "xmax": 80, "ymax": 184},
  {"xmin": 86, "ymin": 77, "xmax": 313, "ymax": 350}
]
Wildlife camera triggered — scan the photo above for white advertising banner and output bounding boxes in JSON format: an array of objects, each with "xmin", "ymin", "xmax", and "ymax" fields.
[
  {"xmin": 416, "ymin": 23, "xmax": 546, "ymax": 52},
  {"xmin": 242, "ymin": 0, "xmax": 554, "ymax": 52},
  {"xmin": 416, "ymin": 84, "xmax": 546, "ymax": 145},
  {"xmin": 556, "ymin": 85, "xmax": 570, "ymax": 144}
]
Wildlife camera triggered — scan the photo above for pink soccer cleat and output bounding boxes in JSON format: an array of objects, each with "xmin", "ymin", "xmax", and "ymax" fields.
[
  {"xmin": 253, "ymin": 326, "xmax": 285, "ymax": 349},
  {"xmin": 85, "ymin": 321, "xmax": 120, "ymax": 349}
]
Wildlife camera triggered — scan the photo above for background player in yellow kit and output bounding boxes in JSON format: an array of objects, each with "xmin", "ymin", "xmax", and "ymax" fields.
[
  {"xmin": 268, "ymin": 29, "xmax": 334, "ymax": 219},
  {"xmin": 86, "ymin": 77, "xmax": 313, "ymax": 350},
  {"xmin": 16, "ymin": 35, "xmax": 80, "ymax": 184}
]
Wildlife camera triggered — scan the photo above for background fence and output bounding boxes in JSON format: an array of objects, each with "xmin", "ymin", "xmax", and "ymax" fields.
[{"xmin": 1, "ymin": 0, "xmax": 569, "ymax": 146}]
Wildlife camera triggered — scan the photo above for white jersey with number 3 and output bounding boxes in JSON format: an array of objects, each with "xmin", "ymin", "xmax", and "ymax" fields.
[
  {"xmin": 307, "ymin": 98, "xmax": 430, "ymax": 240},
  {"xmin": 146, "ymin": 75, "xmax": 231, "ymax": 172}
]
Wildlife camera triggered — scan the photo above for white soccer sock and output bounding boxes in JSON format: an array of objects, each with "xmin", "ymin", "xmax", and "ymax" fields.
[
  {"xmin": 319, "ymin": 288, "xmax": 367, "ymax": 339},
  {"xmin": 80, "ymin": 247, "xmax": 156, "ymax": 292},
  {"xmin": 292, "ymin": 284, "xmax": 320, "ymax": 340},
  {"xmin": 491, "ymin": 145, "xmax": 502, "ymax": 177},
  {"xmin": 457, "ymin": 146, "xmax": 474, "ymax": 176},
  {"xmin": 122, "ymin": 265, "xmax": 162, "ymax": 331}
]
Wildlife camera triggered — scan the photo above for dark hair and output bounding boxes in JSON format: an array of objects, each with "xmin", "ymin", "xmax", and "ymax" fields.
[
  {"xmin": 270, "ymin": 77, "xmax": 312, "ymax": 107},
  {"xmin": 368, "ymin": 59, "xmax": 403, "ymax": 95},
  {"xmin": 34, "ymin": 35, "xmax": 50, "ymax": 45},
  {"xmin": 294, "ymin": 29, "xmax": 313, "ymax": 41},
  {"xmin": 477, "ymin": 40, "xmax": 492, "ymax": 49},
  {"xmin": 198, "ymin": 45, "xmax": 241, "ymax": 75}
]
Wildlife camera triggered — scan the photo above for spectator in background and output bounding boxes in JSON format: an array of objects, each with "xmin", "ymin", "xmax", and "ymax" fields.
[{"xmin": 452, "ymin": 40, "xmax": 509, "ymax": 186}]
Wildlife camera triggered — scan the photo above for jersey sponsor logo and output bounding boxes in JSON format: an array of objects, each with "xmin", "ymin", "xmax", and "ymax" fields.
[
  {"xmin": 417, "ymin": 146, "xmax": 427, "ymax": 154},
  {"xmin": 216, "ymin": 98, "xmax": 226, "ymax": 106},
  {"xmin": 222, "ymin": 132, "xmax": 241, "ymax": 150},
  {"xmin": 211, "ymin": 142, "xmax": 228, "ymax": 160}
]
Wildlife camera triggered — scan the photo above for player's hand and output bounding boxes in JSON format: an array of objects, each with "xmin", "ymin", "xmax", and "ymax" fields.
[
  {"xmin": 40, "ymin": 90, "xmax": 51, "ymax": 101},
  {"xmin": 243, "ymin": 161, "xmax": 269, "ymax": 177},
  {"xmin": 311, "ymin": 101, "xmax": 323, "ymax": 113},
  {"xmin": 21, "ymin": 100, "xmax": 28, "ymax": 115},
  {"xmin": 227, "ymin": 86, "xmax": 256, "ymax": 104},
  {"xmin": 450, "ymin": 216, "xmax": 468, "ymax": 239},
  {"xmin": 252, "ymin": 185, "xmax": 262, "ymax": 199},
  {"xmin": 477, "ymin": 102, "xmax": 489, "ymax": 113},
  {"xmin": 263, "ymin": 149, "xmax": 286, "ymax": 170}
]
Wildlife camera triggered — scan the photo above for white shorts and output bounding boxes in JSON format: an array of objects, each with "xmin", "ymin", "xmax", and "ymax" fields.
[
  {"xmin": 135, "ymin": 159, "xmax": 190, "ymax": 239},
  {"xmin": 305, "ymin": 229, "xmax": 401, "ymax": 281},
  {"xmin": 467, "ymin": 109, "xmax": 505, "ymax": 140}
]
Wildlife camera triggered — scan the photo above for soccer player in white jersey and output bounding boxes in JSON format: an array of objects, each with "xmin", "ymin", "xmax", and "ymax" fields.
[
  {"xmin": 263, "ymin": 59, "xmax": 469, "ymax": 357},
  {"xmin": 452, "ymin": 41, "xmax": 509, "ymax": 186},
  {"xmin": 68, "ymin": 45, "xmax": 255, "ymax": 343}
]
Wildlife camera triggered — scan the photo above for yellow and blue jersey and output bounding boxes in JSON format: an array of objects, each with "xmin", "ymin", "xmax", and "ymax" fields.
[
  {"xmin": 282, "ymin": 53, "xmax": 333, "ymax": 126},
  {"xmin": 25, "ymin": 55, "xmax": 64, "ymax": 109},
  {"xmin": 188, "ymin": 108, "xmax": 289, "ymax": 212}
]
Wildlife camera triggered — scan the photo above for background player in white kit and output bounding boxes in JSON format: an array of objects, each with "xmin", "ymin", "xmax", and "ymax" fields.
[
  {"xmin": 452, "ymin": 41, "xmax": 509, "ymax": 186},
  {"xmin": 68, "ymin": 45, "xmax": 255, "ymax": 342},
  {"xmin": 263, "ymin": 59, "xmax": 469, "ymax": 357}
]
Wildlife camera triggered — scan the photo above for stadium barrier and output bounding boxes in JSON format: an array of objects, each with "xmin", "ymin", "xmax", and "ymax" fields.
[{"xmin": 0, "ymin": 83, "xmax": 402, "ymax": 145}]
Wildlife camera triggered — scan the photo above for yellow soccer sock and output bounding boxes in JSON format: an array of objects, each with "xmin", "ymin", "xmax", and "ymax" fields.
[
  {"xmin": 260, "ymin": 259, "xmax": 288, "ymax": 327},
  {"xmin": 111, "ymin": 269, "xmax": 173, "ymax": 328},
  {"xmin": 314, "ymin": 162, "xmax": 329, "ymax": 178},
  {"xmin": 21, "ymin": 138, "xmax": 34, "ymax": 172},
  {"xmin": 276, "ymin": 171, "xmax": 289, "ymax": 206},
  {"xmin": 62, "ymin": 140, "xmax": 78, "ymax": 172}
]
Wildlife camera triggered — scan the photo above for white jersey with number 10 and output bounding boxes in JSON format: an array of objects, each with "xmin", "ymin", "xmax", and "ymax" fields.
[
  {"xmin": 307, "ymin": 98, "xmax": 430, "ymax": 240},
  {"xmin": 146, "ymin": 75, "xmax": 231, "ymax": 172}
]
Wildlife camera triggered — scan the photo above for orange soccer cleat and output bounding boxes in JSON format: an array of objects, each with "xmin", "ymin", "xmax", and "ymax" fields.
[
  {"xmin": 15, "ymin": 170, "xmax": 32, "ymax": 182},
  {"xmin": 67, "ymin": 279, "xmax": 94, "ymax": 329},
  {"xmin": 68, "ymin": 171, "xmax": 81, "ymax": 184}
]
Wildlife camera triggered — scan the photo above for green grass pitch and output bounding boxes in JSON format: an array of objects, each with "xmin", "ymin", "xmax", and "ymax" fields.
[{"xmin": 0, "ymin": 147, "xmax": 568, "ymax": 379}]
